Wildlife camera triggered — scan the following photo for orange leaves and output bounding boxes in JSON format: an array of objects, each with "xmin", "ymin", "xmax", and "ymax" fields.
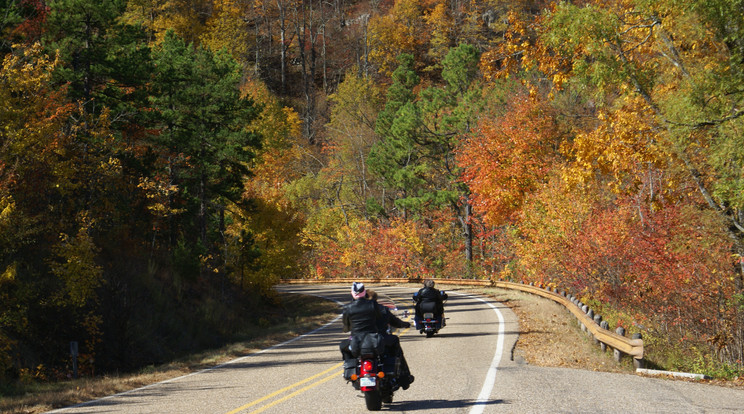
[{"xmin": 457, "ymin": 95, "xmax": 558, "ymax": 226}]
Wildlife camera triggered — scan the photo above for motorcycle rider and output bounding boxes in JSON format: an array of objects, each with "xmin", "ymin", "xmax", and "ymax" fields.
[
  {"xmin": 413, "ymin": 279, "xmax": 447, "ymax": 327},
  {"xmin": 365, "ymin": 289, "xmax": 414, "ymax": 389},
  {"xmin": 339, "ymin": 282, "xmax": 414, "ymax": 390}
]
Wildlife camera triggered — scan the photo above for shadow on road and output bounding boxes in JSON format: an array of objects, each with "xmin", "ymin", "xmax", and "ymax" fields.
[
  {"xmin": 387, "ymin": 398, "xmax": 507, "ymax": 410},
  {"xmin": 408, "ymin": 330, "xmax": 520, "ymax": 339}
]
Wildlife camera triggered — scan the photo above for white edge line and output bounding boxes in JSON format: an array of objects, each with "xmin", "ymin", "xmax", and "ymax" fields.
[
  {"xmin": 446, "ymin": 291, "xmax": 505, "ymax": 414},
  {"xmin": 47, "ymin": 291, "xmax": 344, "ymax": 413}
]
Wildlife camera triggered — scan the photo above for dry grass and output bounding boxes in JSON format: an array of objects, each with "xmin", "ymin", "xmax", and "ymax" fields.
[{"xmin": 476, "ymin": 286, "xmax": 634, "ymax": 373}]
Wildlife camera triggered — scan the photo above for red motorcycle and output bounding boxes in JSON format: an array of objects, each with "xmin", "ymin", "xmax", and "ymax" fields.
[{"xmin": 345, "ymin": 352, "xmax": 400, "ymax": 411}]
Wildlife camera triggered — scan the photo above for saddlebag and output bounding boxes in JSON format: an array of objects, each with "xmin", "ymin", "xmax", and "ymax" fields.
[
  {"xmin": 382, "ymin": 354, "xmax": 399, "ymax": 376},
  {"xmin": 343, "ymin": 358, "xmax": 357, "ymax": 380},
  {"xmin": 350, "ymin": 332, "xmax": 384, "ymax": 357}
]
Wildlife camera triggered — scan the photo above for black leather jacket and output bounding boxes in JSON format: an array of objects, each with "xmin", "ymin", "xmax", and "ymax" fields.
[
  {"xmin": 376, "ymin": 304, "xmax": 410, "ymax": 333},
  {"xmin": 342, "ymin": 297, "xmax": 382, "ymax": 334},
  {"xmin": 415, "ymin": 286, "xmax": 446, "ymax": 315},
  {"xmin": 416, "ymin": 286, "xmax": 445, "ymax": 305},
  {"xmin": 342, "ymin": 297, "xmax": 409, "ymax": 334}
]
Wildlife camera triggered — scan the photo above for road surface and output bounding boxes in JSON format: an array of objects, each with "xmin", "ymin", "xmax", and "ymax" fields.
[{"xmin": 47, "ymin": 284, "xmax": 744, "ymax": 413}]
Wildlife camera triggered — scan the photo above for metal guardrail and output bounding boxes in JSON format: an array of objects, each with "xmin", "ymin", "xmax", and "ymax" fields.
[{"xmin": 280, "ymin": 277, "xmax": 644, "ymax": 365}]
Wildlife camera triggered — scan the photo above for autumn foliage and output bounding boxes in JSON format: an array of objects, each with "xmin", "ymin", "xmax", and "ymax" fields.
[
  {"xmin": 2, "ymin": 0, "xmax": 744, "ymax": 387},
  {"xmin": 458, "ymin": 96, "xmax": 558, "ymax": 226}
]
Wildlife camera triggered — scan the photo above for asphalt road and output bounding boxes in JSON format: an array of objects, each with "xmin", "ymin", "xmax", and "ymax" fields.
[{"xmin": 47, "ymin": 284, "xmax": 744, "ymax": 413}]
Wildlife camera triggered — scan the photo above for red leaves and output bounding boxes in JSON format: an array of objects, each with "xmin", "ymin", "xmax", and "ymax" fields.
[{"xmin": 457, "ymin": 95, "xmax": 558, "ymax": 226}]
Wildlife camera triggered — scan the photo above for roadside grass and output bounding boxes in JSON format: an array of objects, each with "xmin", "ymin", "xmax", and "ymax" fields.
[{"xmin": 0, "ymin": 294, "xmax": 340, "ymax": 414}]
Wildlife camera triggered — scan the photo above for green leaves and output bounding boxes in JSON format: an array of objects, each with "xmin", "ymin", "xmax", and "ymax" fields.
[
  {"xmin": 149, "ymin": 30, "xmax": 261, "ymax": 247},
  {"xmin": 442, "ymin": 43, "xmax": 480, "ymax": 96}
]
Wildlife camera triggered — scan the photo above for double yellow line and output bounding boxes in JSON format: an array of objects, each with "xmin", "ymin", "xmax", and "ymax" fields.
[
  {"xmin": 226, "ymin": 292, "xmax": 413, "ymax": 414},
  {"xmin": 225, "ymin": 362, "xmax": 344, "ymax": 414}
]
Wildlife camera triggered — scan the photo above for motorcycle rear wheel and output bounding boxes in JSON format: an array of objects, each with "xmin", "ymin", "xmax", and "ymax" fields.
[{"xmin": 364, "ymin": 390, "xmax": 382, "ymax": 411}]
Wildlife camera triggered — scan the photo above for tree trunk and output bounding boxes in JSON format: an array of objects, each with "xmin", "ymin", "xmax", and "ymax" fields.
[{"xmin": 278, "ymin": 0, "xmax": 287, "ymax": 93}]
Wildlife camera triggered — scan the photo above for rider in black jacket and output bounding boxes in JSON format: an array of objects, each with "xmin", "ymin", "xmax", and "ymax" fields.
[
  {"xmin": 414, "ymin": 279, "xmax": 447, "ymax": 322},
  {"xmin": 365, "ymin": 289, "xmax": 414, "ymax": 389},
  {"xmin": 339, "ymin": 282, "xmax": 414, "ymax": 389}
]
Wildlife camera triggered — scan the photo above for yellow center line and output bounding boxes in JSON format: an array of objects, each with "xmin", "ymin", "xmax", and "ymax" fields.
[
  {"xmin": 245, "ymin": 369, "xmax": 341, "ymax": 414},
  {"xmin": 225, "ymin": 362, "xmax": 343, "ymax": 414}
]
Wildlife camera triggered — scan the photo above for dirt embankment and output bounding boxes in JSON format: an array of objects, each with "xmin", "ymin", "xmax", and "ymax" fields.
[{"xmin": 481, "ymin": 287, "xmax": 633, "ymax": 373}]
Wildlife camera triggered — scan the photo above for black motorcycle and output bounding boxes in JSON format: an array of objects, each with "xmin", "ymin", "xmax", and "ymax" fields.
[{"xmin": 412, "ymin": 290, "xmax": 448, "ymax": 337}]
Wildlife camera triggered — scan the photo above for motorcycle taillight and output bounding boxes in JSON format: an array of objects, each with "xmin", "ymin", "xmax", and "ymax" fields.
[{"xmin": 361, "ymin": 360, "xmax": 374, "ymax": 373}]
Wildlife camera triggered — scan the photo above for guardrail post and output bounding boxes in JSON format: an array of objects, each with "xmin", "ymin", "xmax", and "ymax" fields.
[
  {"xmin": 599, "ymin": 321, "xmax": 609, "ymax": 352},
  {"xmin": 614, "ymin": 327, "xmax": 625, "ymax": 362},
  {"xmin": 578, "ymin": 304, "xmax": 587, "ymax": 332},
  {"xmin": 585, "ymin": 309, "xmax": 594, "ymax": 336},
  {"xmin": 70, "ymin": 341, "xmax": 78, "ymax": 379},
  {"xmin": 632, "ymin": 333, "xmax": 644, "ymax": 369}
]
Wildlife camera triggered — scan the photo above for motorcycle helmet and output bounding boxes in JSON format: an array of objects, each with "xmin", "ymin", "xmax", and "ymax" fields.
[{"xmin": 351, "ymin": 282, "xmax": 366, "ymax": 299}]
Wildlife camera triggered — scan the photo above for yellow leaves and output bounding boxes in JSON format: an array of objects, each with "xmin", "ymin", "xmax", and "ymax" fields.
[
  {"xmin": 138, "ymin": 177, "xmax": 183, "ymax": 217},
  {"xmin": 368, "ymin": 0, "xmax": 433, "ymax": 75},
  {"xmin": 50, "ymin": 214, "xmax": 104, "ymax": 308},
  {"xmin": 1, "ymin": 263, "xmax": 17, "ymax": 284},
  {"xmin": 424, "ymin": 3, "xmax": 453, "ymax": 61},
  {"xmin": 389, "ymin": 219, "xmax": 425, "ymax": 254},
  {"xmin": 99, "ymin": 157, "xmax": 122, "ymax": 177},
  {"xmin": 241, "ymin": 77, "xmax": 306, "ymax": 213},
  {"xmin": 1, "ymin": 44, "xmax": 62, "ymax": 139},
  {"xmin": 0, "ymin": 196, "xmax": 15, "ymax": 222},
  {"xmin": 563, "ymin": 95, "xmax": 670, "ymax": 194},
  {"xmin": 0, "ymin": 198, "xmax": 20, "ymax": 286},
  {"xmin": 392, "ymin": 0, "xmax": 422, "ymax": 23},
  {"xmin": 369, "ymin": 15, "xmax": 415, "ymax": 76},
  {"xmin": 1, "ymin": 43, "xmax": 58, "ymax": 93},
  {"xmin": 201, "ymin": 0, "xmax": 250, "ymax": 61},
  {"xmin": 551, "ymin": 73, "xmax": 569, "ymax": 91}
]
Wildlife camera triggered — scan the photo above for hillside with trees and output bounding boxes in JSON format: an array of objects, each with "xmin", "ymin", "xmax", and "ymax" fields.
[{"xmin": 1, "ymin": 0, "xmax": 744, "ymax": 388}]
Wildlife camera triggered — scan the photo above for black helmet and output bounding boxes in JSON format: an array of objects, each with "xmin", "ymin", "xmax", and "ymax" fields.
[{"xmin": 351, "ymin": 282, "xmax": 366, "ymax": 299}]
